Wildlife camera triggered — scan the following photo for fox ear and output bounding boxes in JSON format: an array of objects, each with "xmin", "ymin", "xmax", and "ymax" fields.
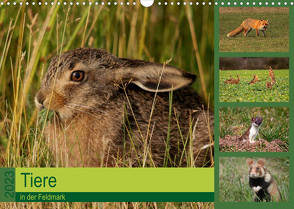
[
  {"xmin": 267, "ymin": 19, "xmax": 270, "ymax": 23},
  {"xmin": 113, "ymin": 59, "xmax": 196, "ymax": 92}
]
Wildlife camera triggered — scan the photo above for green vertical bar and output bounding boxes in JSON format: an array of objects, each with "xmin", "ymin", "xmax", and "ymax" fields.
[
  {"xmin": 288, "ymin": 1, "xmax": 294, "ymax": 206},
  {"xmin": 0, "ymin": 168, "xmax": 15, "ymax": 202},
  {"xmin": 214, "ymin": 1, "xmax": 220, "ymax": 205}
]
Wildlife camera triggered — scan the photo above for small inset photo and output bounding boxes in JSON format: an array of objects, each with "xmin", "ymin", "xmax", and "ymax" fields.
[
  {"xmin": 219, "ymin": 57, "xmax": 289, "ymax": 102},
  {"xmin": 219, "ymin": 7, "xmax": 289, "ymax": 52},
  {"xmin": 219, "ymin": 107, "xmax": 289, "ymax": 152},
  {"xmin": 219, "ymin": 157, "xmax": 289, "ymax": 202}
]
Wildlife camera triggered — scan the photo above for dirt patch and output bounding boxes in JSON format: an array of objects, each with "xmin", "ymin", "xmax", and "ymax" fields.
[
  {"xmin": 219, "ymin": 135, "xmax": 288, "ymax": 152},
  {"xmin": 219, "ymin": 7, "xmax": 289, "ymax": 14}
]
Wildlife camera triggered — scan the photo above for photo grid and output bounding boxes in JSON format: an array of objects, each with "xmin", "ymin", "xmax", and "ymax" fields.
[{"xmin": 215, "ymin": 0, "xmax": 292, "ymax": 207}]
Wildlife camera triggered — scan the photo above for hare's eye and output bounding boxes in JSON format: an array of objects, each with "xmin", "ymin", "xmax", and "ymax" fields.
[{"xmin": 71, "ymin": 71, "xmax": 85, "ymax": 82}]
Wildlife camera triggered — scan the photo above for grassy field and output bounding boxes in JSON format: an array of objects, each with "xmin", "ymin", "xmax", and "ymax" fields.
[
  {"xmin": 0, "ymin": 2, "xmax": 214, "ymax": 207},
  {"xmin": 219, "ymin": 70, "xmax": 289, "ymax": 102},
  {"xmin": 219, "ymin": 157, "xmax": 289, "ymax": 202},
  {"xmin": 219, "ymin": 107, "xmax": 289, "ymax": 145},
  {"xmin": 219, "ymin": 8, "xmax": 289, "ymax": 52},
  {"xmin": 0, "ymin": 202, "xmax": 214, "ymax": 209},
  {"xmin": 0, "ymin": 3, "xmax": 213, "ymax": 166}
]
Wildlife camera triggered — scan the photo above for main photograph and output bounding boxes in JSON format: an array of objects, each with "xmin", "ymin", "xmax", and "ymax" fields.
[{"xmin": 0, "ymin": 3, "xmax": 214, "ymax": 168}]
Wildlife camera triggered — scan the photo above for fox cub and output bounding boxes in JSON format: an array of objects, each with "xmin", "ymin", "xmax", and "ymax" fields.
[{"xmin": 227, "ymin": 19, "xmax": 269, "ymax": 37}]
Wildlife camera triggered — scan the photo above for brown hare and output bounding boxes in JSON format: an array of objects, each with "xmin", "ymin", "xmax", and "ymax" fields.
[
  {"xmin": 224, "ymin": 75, "xmax": 233, "ymax": 84},
  {"xmin": 224, "ymin": 75, "xmax": 240, "ymax": 84},
  {"xmin": 35, "ymin": 48, "xmax": 213, "ymax": 167},
  {"xmin": 267, "ymin": 66, "xmax": 276, "ymax": 85},
  {"xmin": 249, "ymin": 75, "xmax": 260, "ymax": 85}
]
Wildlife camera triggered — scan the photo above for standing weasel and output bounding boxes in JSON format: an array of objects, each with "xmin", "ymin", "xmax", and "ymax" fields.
[
  {"xmin": 239, "ymin": 117, "xmax": 263, "ymax": 143},
  {"xmin": 248, "ymin": 75, "xmax": 260, "ymax": 85},
  {"xmin": 246, "ymin": 158, "xmax": 280, "ymax": 202}
]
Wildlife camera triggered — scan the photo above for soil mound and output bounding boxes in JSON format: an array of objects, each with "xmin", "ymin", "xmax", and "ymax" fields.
[{"xmin": 219, "ymin": 135, "xmax": 288, "ymax": 152}]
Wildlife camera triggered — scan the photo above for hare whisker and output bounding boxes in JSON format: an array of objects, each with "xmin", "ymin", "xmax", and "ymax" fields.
[{"xmin": 66, "ymin": 104, "xmax": 121, "ymax": 122}]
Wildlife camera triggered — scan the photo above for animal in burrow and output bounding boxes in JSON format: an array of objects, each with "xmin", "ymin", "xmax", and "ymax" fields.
[{"xmin": 239, "ymin": 117, "xmax": 263, "ymax": 143}]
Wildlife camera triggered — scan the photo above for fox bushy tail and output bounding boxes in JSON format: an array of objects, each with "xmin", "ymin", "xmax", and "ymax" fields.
[{"xmin": 227, "ymin": 25, "xmax": 244, "ymax": 37}]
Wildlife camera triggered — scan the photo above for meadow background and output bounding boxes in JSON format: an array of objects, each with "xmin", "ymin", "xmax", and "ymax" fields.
[
  {"xmin": 219, "ymin": 57, "xmax": 289, "ymax": 102},
  {"xmin": 219, "ymin": 69, "xmax": 289, "ymax": 102},
  {"xmin": 219, "ymin": 7, "xmax": 289, "ymax": 52},
  {"xmin": 219, "ymin": 107, "xmax": 289, "ymax": 147},
  {"xmin": 219, "ymin": 157, "xmax": 289, "ymax": 202},
  {"xmin": 0, "ymin": 1, "xmax": 214, "ymax": 208}
]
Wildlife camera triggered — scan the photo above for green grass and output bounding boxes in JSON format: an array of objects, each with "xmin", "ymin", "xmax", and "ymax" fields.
[
  {"xmin": 219, "ymin": 107, "xmax": 289, "ymax": 146},
  {"xmin": 219, "ymin": 157, "xmax": 289, "ymax": 202},
  {"xmin": 0, "ymin": 202, "xmax": 214, "ymax": 209},
  {"xmin": 0, "ymin": 2, "xmax": 214, "ymax": 208},
  {"xmin": 0, "ymin": 2, "xmax": 214, "ymax": 168},
  {"xmin": 219, "ymin": 70, "xmax": 289, "ymax": 102},
  {"xmin": 219, "ymin": 8, "xmax": 289, "ymax": 52}
]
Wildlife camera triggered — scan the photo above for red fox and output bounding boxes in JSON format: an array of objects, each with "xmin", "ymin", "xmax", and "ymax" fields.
[{"xmin": 227, "ymin": 19, "xmax": 269, "ymax": 37}]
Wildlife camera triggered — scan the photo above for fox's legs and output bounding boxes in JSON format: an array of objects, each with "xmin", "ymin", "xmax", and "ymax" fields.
[
  {"xmin": 256, "ymin": 29, "xmax": 260, "ymax": 36},
  {"xmin": 260, "ymin": 30, "xmax": 266, "ymax": 37},
  {"xmin": 244, "ymin": 27, "xmax": 252, "ymax": 37}
]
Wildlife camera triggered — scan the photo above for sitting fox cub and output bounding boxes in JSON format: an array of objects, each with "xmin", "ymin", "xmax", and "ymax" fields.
[{"xmin": 227, "ymin": 19, "xmax": 269, "ymax": 37}]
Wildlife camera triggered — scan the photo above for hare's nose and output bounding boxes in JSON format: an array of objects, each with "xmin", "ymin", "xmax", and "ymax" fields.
[{"xmin": 35, "ymin": 91, "xmax": 46, "ymax": 110}]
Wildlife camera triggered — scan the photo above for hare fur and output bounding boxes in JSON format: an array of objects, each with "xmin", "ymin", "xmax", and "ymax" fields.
[{"xmin": 35, "ymin": 48, "xmax": 213, "ymax": 167}]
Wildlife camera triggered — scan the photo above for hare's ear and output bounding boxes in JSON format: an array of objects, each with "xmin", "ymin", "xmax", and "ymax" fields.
[{"xmin": 114, "ymin": 60, "xmax": 196, "ymax": 92}]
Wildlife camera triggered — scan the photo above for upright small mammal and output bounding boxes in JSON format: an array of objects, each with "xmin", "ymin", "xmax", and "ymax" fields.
[
  {"xmin": 246, "ymin": 158, "xmax": 280, "ymax": 202},
  {"xmin": 227, "ymin": 18, "xmax": 269, "ymax": 37},
  {"xmin": 248, "ymin": 75, "xmax": 260, "ymax": 85},
  {"xmin": 266, "ymin": 66, "xmax": 277, "ymax": 89},
  {"xmin": 224, "ymin": 75, "xmax": 240, "ymax": 84},
  {"xmin": 239, "ymin": 117, "xmax": 263, "ymax": 143},
  {"xmin": 268, "ymin": 66, "xmax": 276, "ymax": 85},
  {"xmin": 35, "ymin": 48, "xmax": 213, "ymax": 167}
]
